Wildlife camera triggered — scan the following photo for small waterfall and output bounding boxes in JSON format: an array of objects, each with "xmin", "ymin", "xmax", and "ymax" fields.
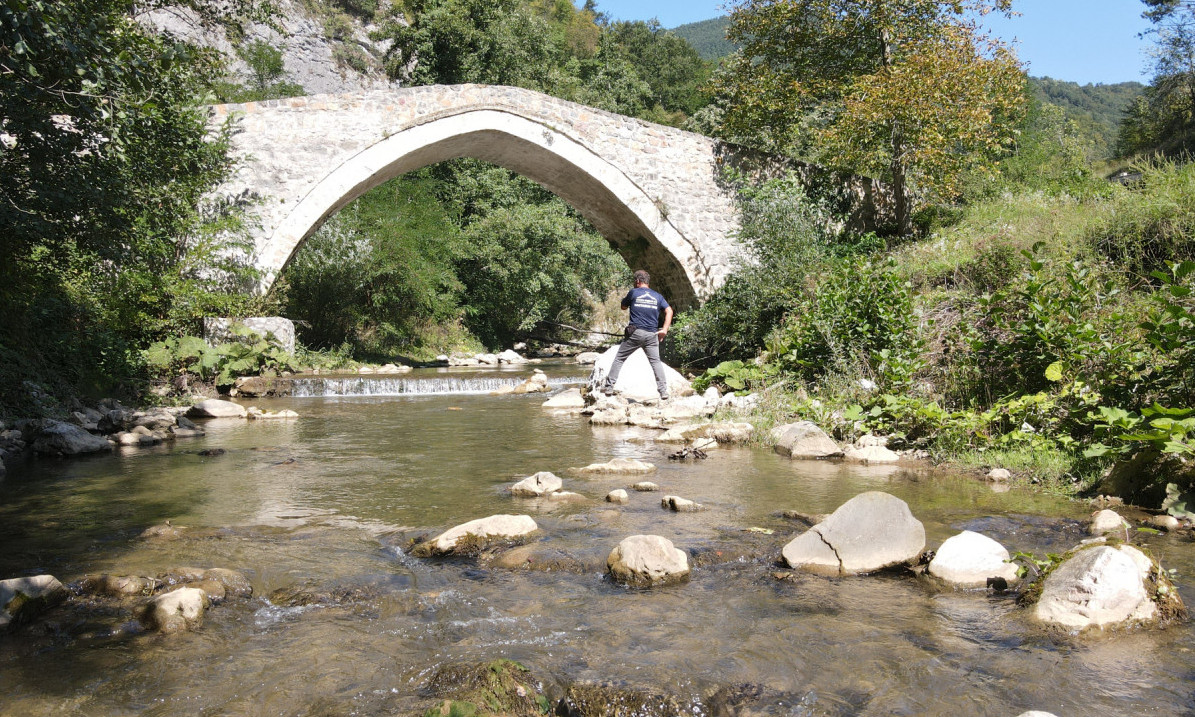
[{"xmin": 286, "ymin": 375, "xmax": 587, "ymax": 397}]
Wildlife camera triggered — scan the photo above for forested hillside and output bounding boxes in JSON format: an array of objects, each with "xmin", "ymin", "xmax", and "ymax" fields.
[
  {"xmin": 1030, "ymin": 77, "xmax": 1143, "ymax": 158},
  {"xmin": 671, "ymin": 16, "xmax": 734, "ymax": 61}
]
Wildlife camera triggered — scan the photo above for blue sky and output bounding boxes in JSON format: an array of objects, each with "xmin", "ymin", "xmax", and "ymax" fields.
[{"xmin": 592, "ymin": 0, "xmax": 1154, "ymax": 85}]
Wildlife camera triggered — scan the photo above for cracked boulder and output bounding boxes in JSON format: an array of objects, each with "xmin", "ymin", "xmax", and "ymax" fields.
[{"xmin": 781, "ymin": 492, "xmax": 925, "ymax": 576}]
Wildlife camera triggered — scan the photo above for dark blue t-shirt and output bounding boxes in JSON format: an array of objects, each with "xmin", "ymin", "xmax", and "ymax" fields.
[{"xmin": 622, "ymin": 287, "xmax": 670, "ymax": 331}]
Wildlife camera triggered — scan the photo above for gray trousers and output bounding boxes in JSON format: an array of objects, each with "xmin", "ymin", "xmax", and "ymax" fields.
[{"xmin": 604, "ymin": 328, "xmax": 669, "ymax": 398}]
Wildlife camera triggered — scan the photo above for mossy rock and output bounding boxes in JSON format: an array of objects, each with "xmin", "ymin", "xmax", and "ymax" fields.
[{"xmin": 421, "ymin": 659, "xmax": 548, "ymax": 717}]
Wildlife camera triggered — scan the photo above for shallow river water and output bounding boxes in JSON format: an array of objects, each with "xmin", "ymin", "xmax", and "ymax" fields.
[{"xmin": 1, "ymin": 364, "xmax": 1194, "ymax": 716}]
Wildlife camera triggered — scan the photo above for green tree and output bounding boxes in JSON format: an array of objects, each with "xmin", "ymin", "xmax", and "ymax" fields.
[
  {"xmin": 0, "ymin": 0, "xmax": 267, "ymax": 413},
  {"xmin": 1120, "ymin": 0, "xmax": 1195, "ymax": 155},
  {"xmin": 712, "ymin": 0, "xmax": 1026, "ymax": 234}
]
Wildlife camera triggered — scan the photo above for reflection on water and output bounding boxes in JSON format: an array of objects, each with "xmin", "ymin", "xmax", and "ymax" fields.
[{"xmin": 1, "ymin": 368, "xmax": 1193, "ymax": 716}]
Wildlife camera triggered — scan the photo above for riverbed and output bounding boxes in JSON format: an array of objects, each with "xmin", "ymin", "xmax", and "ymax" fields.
[{"xmin": 1, "ymin": 364, "xmax": 1193, "ymax": 715}]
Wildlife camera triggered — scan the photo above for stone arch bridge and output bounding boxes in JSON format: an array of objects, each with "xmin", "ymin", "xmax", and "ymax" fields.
[{"xmin": 214, "ymin": 84, "xmax": 888, "ymax": 308}]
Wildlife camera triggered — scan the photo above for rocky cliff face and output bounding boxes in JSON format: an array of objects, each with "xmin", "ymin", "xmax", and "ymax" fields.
[{"xmin": 141, "ymin": 0, "xmax": 398, "ymax": 96}]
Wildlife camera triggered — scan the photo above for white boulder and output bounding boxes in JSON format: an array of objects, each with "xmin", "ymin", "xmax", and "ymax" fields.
[
  {"xmin": 606, "ymin": 535, "xmax": 690, "ymax": 587},
  {"xmin": 1034, "ymin": 544, "xmax": 1160, "ymax": 629},
  {"xmin": 0, "ymin": 575, "xmax": 66, "ymax": 629},
  {"xmin": 188, "ymin": 399, "xmax": 247, "ymax": 419},
  {"xmin": 141, "ymin": 587, "xmax": 208, "ymax": 634},
  {"xmin": 771, "ymin": 422, "xmax": 842, "ymax": 459},
  {"xmin": 588, "ymin": 345, "xmax": 691, "ymax": 399},
  {"xmin": 928, "ymin": 531, "xmax": 1020, "ymax": 588},
  {"xmin": 782, "ymin": 492, "xmax": 925, "ymax": 575},
  {"xmin": 1090, "ymin": 509, "xmax": 1127, "ymax": 535},
  {"xmin": 542, "ymin": 389, "xmax": 585, "ymax": 409},
  {"xmin": 415, "ymin": 514, "xmax": 539, "ymax": 556},
  {"xmin": 511, "ymin": 471, "xmax": 563, "ymax": 497}
]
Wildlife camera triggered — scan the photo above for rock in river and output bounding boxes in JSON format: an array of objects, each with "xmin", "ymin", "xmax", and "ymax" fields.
[
  {"xmin": 782, "ymin": 492, "xmax": 926, "ymax": 576},
  {"xmin": 1, "ymin": 575, "xmax": 66, "ymax": 630},
  {"xmin": 771, "ymin": 421, "xmax": 842, "ymax": 459},
  {"xmin": 1089, "ymin": 509, "xmax": 1127, "ymax": 535},
  {"xmin": 32, "ymin": 420, "xmax": 110, "ymax": 455},
  {"xmin": 928, "ymin": 531, "xmax": 1019, "ymax": 588},
  {"xmin": 607, "ymin": 534, "xmax": 690, "ymax": 587},
  {"xmin": 542, "ymin": 388, "xmax": 585, "ymax": 409},
  {"xmin": 573, "ymin": 457, "xmax": 656, "ymax": 474},
  {"xmin": 1033, "ymin": 544, "xmax": 1176, "ymax": 630},
  {"xmin": 413, "ymin": 514, "xmax": 539, "ymax": 557},
  {"xmin": 140, "ymin": 587, "xmax": 208, "ymax": 634},
  {"xmin": 510, "ymin": 471, "xmax": 563, "ymax": 497},
  {"xmin": 188, "ymin": 399, "xmax": 247, "ymax": 419}
]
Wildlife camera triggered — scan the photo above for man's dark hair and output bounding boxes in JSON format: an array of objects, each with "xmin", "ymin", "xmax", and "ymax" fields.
[{"xmin": 633, "ymin": 269, "xmax": 650, "ymax": 285}]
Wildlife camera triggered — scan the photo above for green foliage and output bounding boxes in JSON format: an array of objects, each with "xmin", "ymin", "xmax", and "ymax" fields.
[
  {"xmin": 1088, "ymin": 159, "xmax": 1195, "ymax": 278},
  {"xmin": 144, "ymin": 325, "xmax": 298, "ymax": 385},
  {"xmin": 712, "ymin": 0, "xmax": 1026, "ymax": 232},
  {"xmin": 0, "ymin": 0, "xmax": 271, "ymax": 416},
  {"xmin": 766, "ymin": 258, "xmax": 923, "ymax": 389},
  {"xmin": 670, "ymin": 16, "xmax": 736, "ymax": 61},
  {"xmin": 1119, "ymin": 1, "xmax": 1195, "ymax": 157},
  {"xmin": 1029, "ymin": 77, "xmax": 1143, "ymax": 160},
  {"xmin": 670, "ymin": 173, "xmax": 839, "ymax": 367},
  {"xmin": 692, "ymin": 360, "xmax": 767, "ymax": 394}
]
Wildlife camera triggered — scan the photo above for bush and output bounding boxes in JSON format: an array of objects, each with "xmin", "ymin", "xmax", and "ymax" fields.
[
  {"xmin": 1088, "ymin": 158, "xmax": 1195, "ymax": 277},
  {"xmin": 669, "ymin": 173, "xmax": 839, "ymax": 368},
  {"xmin": 765, "ymin": 258, "xmax": 924, "ymax": 390}
]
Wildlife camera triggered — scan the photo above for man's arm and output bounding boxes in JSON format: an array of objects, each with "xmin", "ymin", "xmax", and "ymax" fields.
[{"xmin": 658, "ymin": 306, "xmax": 673, "ymax": 338}]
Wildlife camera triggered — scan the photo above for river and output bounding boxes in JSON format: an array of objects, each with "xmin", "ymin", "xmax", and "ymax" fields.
[{"xmin": 1, "ymin": 363, "xmax": 1192, "ymax": 715}]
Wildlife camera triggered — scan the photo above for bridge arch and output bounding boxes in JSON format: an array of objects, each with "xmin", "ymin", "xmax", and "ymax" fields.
[{"xmin": 253, "ymin": 107, "xmax": 704, "ymax": 307}]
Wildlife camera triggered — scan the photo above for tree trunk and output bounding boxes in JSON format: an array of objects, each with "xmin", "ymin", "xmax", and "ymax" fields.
[{"xmin": 880, "ymin": 27, "xmax": 912, "ymax": 235}]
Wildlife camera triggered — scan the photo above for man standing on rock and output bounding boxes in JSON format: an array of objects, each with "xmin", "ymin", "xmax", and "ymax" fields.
[{"xmin": 601, "ymin": 269, "xmax": 673, "ymax": 401}]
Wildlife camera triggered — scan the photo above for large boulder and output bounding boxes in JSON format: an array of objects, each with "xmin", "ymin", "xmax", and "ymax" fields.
[
  {"xmin": 188, "ymin": 399, "xmax": 247, "ymax": 419},
  {"xmin": 1033, "ymin": 544, "xmax": 1172, "ymax": 630},
  {"xmin": 0, "ymin": 575, "xmax": 66, "ymax": 630},
  {"xmin": 771, "ymin": 422, "xmax": 842, "ymax": 459},
  {"xmin": 588, "ymin": 345, "xmax": 692, "ymax": 399},
  {"xmin": 928, "ymin": 531, "xmax": 1020, "ymax": 588},
  {"xmin": 32, "ymin": 420, "xmax": 110, "ymax": 455},
  {"xmin": 413, "ymin": 514, "xmax": 539, "ymax": 557},
  {"xmin": 782, "ymin": 492, "xmax": 926, "ymax": 575},
  {"xmin": 140, "ymin": 587, "xmax": 208, "ymax": 634},
  {"xmin": 510, "ymin": 471, "xmax": 563, "ymax": 497},
  {"xmin": 606, "ymin": 535, "xmax": 690, "ymax": 587}
]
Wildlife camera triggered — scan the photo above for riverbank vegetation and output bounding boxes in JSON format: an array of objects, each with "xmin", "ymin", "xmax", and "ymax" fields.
[{"xmin": 3, "ymin": 0, "xmax": 1194, "ymax": 511}]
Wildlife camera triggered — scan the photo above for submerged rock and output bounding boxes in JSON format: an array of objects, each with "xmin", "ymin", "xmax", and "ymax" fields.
[
  {"xmin": 557, "ymin": 682, "xmax": 686, "ymax": 717},
  {"xmin": 928, "ymin": 531, "xmax": 1019, "ymax": 588},
  {"xmin": 77, "ymin": 574, "xmax": 157, "ymax": 597},
  {"xmin": 510, "ymin": 471, "xmax": 563, "ymax": 497},
  {"xmin": 771, "ymin": 421, "xmax": 842, "ymax": 459},
  {"xmin": 574, "ymin": 457, "xmax": 656, "ymax": 474},
  {"xmin": 607, "ymin": 534, "xmax": 690, "ymax": 587},
  {"xmin": 140, "ymin": 587, "xmax": 208, "ymax": 634},
  {"xmin": 782, "ymin": 492, "xmax": 925, "ymax": 575},
  {"xmin": 246, "ymin": 407, "xmax": 299, "ymax": 420},
  {"xmin": 413, "ymin": 514, "xmax": 539, "ymax": 557},
  {"xmin": 0, "ymin": 575, "xmax": 67, "ymax": 630}
]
